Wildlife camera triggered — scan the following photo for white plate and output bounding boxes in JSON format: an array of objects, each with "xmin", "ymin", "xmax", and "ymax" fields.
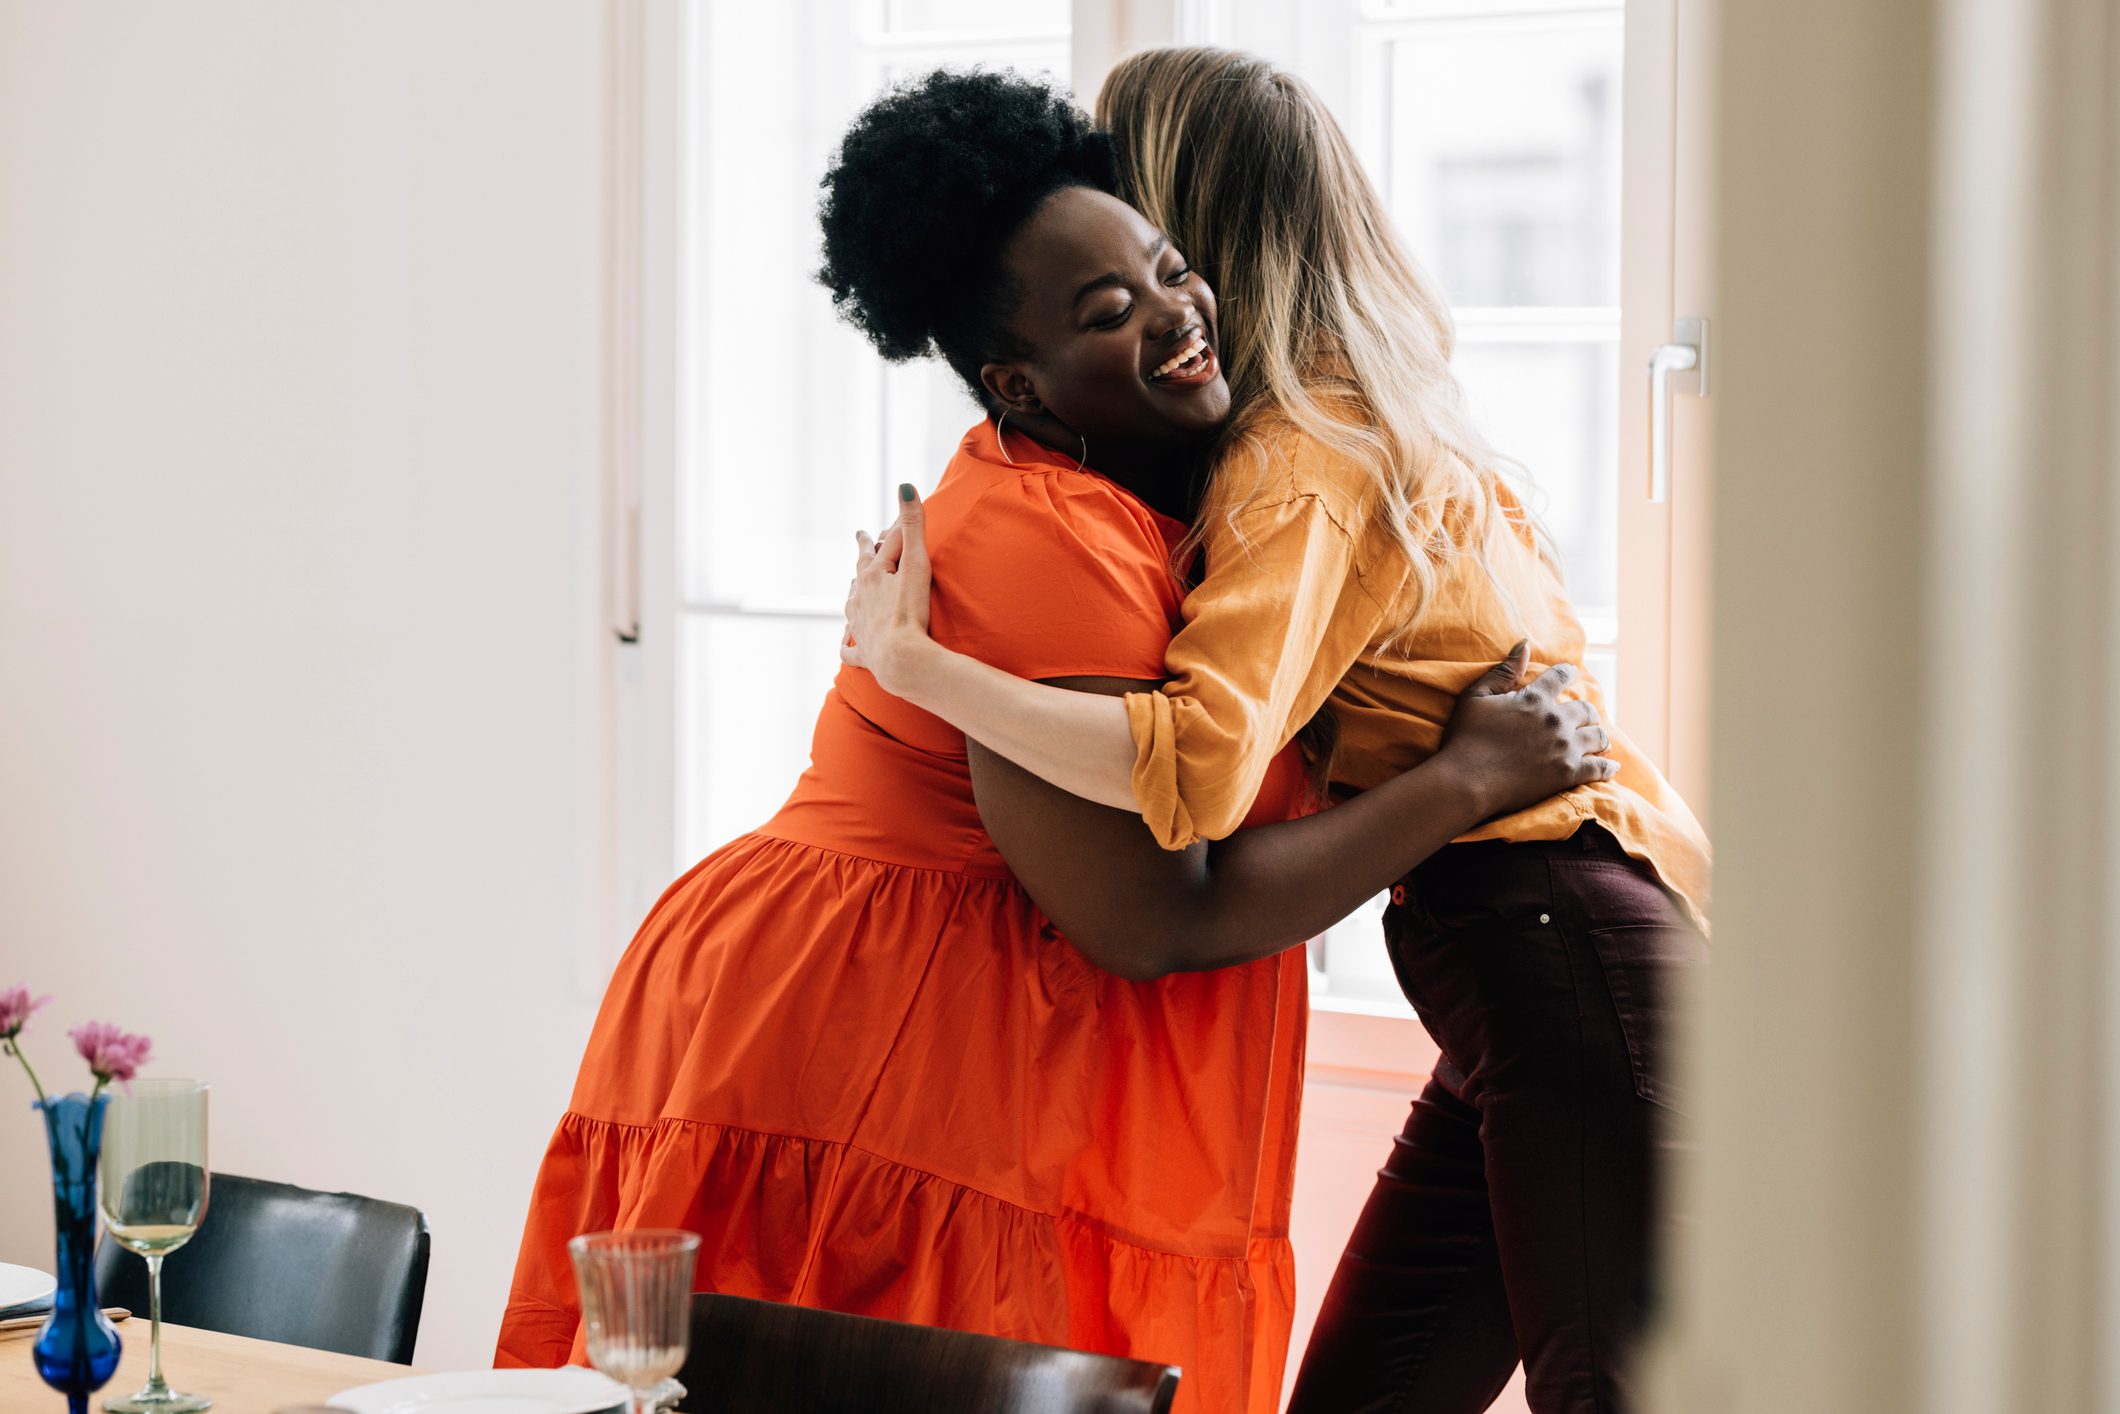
[
  {"xmin": 327, "ymin": 1368, "xmax": 630, "ymax": 1414},
  {"xmin": 0, "ymin": 1263, "xmax": 56, "ymax": 1310}
]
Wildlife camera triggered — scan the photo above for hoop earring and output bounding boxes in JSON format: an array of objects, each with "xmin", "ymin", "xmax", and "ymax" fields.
[
  {"xmin": 995, "ymin": 409, "xmax": 1021, "ymax": 466},
  {"xmin": 996, "ymin": 407, "xmax": 1088, "ymax": 474}
]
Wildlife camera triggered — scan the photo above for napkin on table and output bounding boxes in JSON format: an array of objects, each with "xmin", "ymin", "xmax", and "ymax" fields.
[{"xmin": 0, "ymin": 1294, "xmax": 54, "ymax": 1321}]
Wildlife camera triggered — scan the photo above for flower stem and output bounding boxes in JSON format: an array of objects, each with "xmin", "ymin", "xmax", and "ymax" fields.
[{"xmin": 3, "ymin": 1035, "xmax": 46, "ymax": 1106}]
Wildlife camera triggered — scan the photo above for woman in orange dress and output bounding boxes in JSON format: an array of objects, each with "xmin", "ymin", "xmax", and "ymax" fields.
[{"xmin": 496, "ymin": 71, "xmax": 1612, "ymax": 1414}]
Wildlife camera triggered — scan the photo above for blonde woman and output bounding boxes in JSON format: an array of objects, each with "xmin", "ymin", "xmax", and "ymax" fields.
[{"xmin": 843, "ymin": 48, "xmax": 1709, "ymax": 1414}]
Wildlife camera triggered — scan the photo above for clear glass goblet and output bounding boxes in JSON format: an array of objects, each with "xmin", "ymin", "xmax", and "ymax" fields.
[
  {"xmin": 98, "ymin": 1079, "xmax": 211, "ymax": 1414},
  {"xmin": 567, "ymin": 1230, "xmax": 699, "ymax": 1414}
]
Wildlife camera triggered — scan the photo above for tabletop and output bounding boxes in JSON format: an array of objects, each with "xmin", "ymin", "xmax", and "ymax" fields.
[{"xmin": 1, "ymin": 1322, "xmax": 418, "ymax": 1412}]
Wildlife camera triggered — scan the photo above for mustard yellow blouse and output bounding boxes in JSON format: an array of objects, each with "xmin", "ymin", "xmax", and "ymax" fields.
[{"xmin": 1123, "ymin": 420, "xmax": 1712, "ymax": 928}]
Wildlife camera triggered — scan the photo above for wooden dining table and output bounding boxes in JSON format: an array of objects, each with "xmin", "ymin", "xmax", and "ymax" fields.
[{"xmin": 1, "ymin": 1322, "xmax": 420, "ymax": 1412}]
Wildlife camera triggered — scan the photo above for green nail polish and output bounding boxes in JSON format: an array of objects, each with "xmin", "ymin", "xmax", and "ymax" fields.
[{"xmin": 899, "ymin": 483, "xmax": 916, "ymax": 502}]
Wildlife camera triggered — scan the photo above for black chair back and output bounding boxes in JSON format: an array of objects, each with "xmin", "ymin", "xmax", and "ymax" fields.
[
  {"xmin": 675, "ymin": 1293, "xmax": 1179, "ymax": 1414},
  {"xmin": 94, "ymin": 1172, "xmax": 430, "ymax": 1363}
]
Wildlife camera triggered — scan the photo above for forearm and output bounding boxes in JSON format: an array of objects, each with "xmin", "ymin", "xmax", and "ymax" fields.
[
  {"xmin": 983, "ymin": 736, "xmax": 1495, "ymax": 981},
  {"xmin": 887, "ymin": 638, "xmax": 1139, "ymax": 810},
  {"xmin": 1159, "ymin": 755, "xmax": 1492, "ymax": 972},
  {"xmin": 969, "ymin": 649, "xmax": 1602, "ymax": 982}
]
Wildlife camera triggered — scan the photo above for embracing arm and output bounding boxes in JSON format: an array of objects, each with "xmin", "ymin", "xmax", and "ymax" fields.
[
  {"xmin": 889, "ymin": 640, "xmax": 1138, "ymax": 810},
  {"xmin": 847, "ymin": 490, "xmax": 1135, "ymax": 808},
  {"xmin": 849, "ymin": 480, "xmax": 1382, "ymax": 835},
  {"xmin": 969, "ymin": 656, "xmax": 1613, "ymax": 981}
]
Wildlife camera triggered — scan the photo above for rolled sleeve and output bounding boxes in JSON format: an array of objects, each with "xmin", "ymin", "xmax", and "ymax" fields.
[{"xmin": 1126, "ymin": 492, "xmax": 1392, "ymax": 848}]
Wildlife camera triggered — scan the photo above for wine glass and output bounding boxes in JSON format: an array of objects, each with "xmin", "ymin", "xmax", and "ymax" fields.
[
  {"xmin": 98, "ymin": 1079, "xmax": 211, "ymax": 1414},
  {"xmin": 567, "ymin": 1230, "xmax": 700, "ymax": 1414}
]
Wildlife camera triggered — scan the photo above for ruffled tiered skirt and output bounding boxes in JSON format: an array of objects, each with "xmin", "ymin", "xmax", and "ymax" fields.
[{"xmin": 496, "ymin": 831, "xmax": 1305, "ymax": 1414}]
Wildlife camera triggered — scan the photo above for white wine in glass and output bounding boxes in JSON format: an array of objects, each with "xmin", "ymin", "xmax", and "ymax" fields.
[{"xmin": 99, "ymin": 1079, "xmax": 211, "ymax": 1414}]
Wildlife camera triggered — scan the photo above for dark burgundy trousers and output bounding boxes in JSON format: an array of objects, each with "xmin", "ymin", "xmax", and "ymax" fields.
[{"xmin": 1285, "ymin": 825, "xmax": 1703, "ymax": 1414}]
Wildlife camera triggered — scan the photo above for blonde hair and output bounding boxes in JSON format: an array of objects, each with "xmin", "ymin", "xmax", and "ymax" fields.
[{"xmin": 1096, "ymin": 47, "xmax": 1540, "ymax": 640}]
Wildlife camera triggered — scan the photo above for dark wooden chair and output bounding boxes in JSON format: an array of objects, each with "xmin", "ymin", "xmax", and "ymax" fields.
[
  {"xmin": 674, "ymin": 1293, "xmax": 1180, "ymax": 1413},
  {"xmin": 94, "ymin": 1171, "xmax": 430, "ymax": 1363}
]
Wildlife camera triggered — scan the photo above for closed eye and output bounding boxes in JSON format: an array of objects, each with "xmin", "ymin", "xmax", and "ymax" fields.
[
  {"xmin": 1165, "ymin": 266, "xmax": 1193, "ymax": 286},
  {"xmin": 1090, "ymin": 305, "xmax": 1134, "ymax": 330}
]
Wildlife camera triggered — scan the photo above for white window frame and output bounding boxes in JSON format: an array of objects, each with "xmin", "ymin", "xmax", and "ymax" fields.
[
  {"xmin": 1163, "ymin": 0, "xmax": 1637, "ymax": 1023},
  {"xmin": 620, "ymin": 0, "xmax": 1693, "ymax": 1028}
]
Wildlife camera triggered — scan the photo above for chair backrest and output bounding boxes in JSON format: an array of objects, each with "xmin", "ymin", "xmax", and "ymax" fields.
[
  {"xmin": 674, "ymin": 1293, "xmax": 1179, "ymax": 1414},
  {"xmin": 93, "ymin": 1171, "xmax": 430, "ymax": 1364}
]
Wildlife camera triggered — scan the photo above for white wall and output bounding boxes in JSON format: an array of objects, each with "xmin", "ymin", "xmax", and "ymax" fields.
[{"xmin": 0, "ymin": 1, "xmax": 620, "ymax": 1369}]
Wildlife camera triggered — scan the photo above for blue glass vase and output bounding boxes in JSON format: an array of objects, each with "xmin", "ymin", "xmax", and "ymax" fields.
[{"xmin": 34, "ymin": 1093, "xmax": 123, "ymax": 1414}]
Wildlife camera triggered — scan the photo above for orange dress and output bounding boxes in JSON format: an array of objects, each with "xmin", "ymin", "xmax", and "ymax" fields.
[{"xmin": 496, "ymin": 421, "xmax": 1311, "ymax": 1414}]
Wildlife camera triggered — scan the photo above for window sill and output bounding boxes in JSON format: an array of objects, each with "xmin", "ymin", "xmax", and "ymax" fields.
[{"xmin": 1306, "ymin": 1001, "xmax": 1435, "ymax": 1092}]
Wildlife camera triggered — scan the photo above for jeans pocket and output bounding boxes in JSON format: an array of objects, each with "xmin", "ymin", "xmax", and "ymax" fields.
[{"xmin": 1587, "ymin": 922, "xmax": 1706, "ymax": 1113}]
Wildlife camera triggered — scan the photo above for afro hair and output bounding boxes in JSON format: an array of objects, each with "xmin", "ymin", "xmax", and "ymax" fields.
[{"xmin": 817, "ymin": 68, "xmax": 1117, "ymax": 405}]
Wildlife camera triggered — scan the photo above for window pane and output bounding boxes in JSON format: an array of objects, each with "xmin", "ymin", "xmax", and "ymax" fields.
[
  {"xmin": 1314, "ymin": 893, "xmax": 1413, "ymax": 1013},
  {"xmin": 879, "ymin": 359, "xmax": 989, "ymax": 507},
  {"xmin": 679, "ymin": 614, "xmax": 846, "ymax": 862},
  {"xmin": 687, "ymin": 8, "xmax": 1066, "ymax": 607},
  {"xmin": 885, "ymin": 0, "xmax": 1069, "ymax": 32},
  {"xmin": 1586, "ymin": 646, "xmax": 1619, "ymax": 716},
  {"xmin": 872, "ymin": 48, "xmax": 1070, "ymax": 90},
  {"xmin": 1379, "ymin": 18, "xmax": 1622, "ymax": 307},
  {"xmin": 690, "ymin": 7, "xmax": 867, "ymax": 605},
  {"xmin": 1450, "ymin": 337, "xmax": 1619, "ymax": 627}
]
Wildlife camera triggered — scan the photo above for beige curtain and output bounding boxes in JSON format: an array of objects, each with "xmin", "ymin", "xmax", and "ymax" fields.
[{"xmin": 1649, "ymin": 0, "xmax": 2120, "ymax": 1410}]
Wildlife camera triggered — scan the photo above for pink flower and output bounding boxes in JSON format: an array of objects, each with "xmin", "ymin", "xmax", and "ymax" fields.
[
  {"xmin": 0, "ymin": 986, "xmax": 49, "ymax": 1039},
  {"xmin": 70, "ymin": 1021, "xmax": 152, "ymax": 1090}
]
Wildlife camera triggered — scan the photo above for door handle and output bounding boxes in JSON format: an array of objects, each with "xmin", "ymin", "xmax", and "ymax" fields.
[{"xmin": 1648, "ymin": 316, "xmax": 1707, "ymax": 504}]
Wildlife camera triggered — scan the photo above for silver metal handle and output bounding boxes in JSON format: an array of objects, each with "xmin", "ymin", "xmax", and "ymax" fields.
[
  {"xmin": 605, "ymin": 0, "xmax": 646, "ymax": 644},
  {"xmin": 1648, "ymin": 317, "xmax": 1707, "ymax": 504}
]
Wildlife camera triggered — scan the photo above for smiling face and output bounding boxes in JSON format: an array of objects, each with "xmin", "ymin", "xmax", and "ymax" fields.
[{"xmin": 979, "ymin": 186, "xmax": 1230, "ymax": 481}]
